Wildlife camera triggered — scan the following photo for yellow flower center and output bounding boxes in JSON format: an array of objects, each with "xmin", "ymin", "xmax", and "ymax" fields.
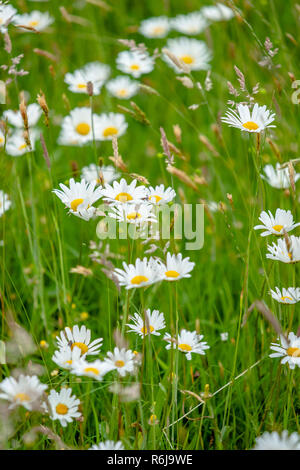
[
  {"xmin": 117, "ymin": 89, "xmax": 128, "ymax": 97},
  {"xmin": 130, "ymin": 64, "xmax": 140, "ymax": 71},
  {"xmin": 127, "ymin": 212, "xmax": 141, "ymax": 220},
  {"xmin": 75, "ymin": 122, "xmax": 90, "ymax": 136},
  {"xmin": 179, "ymin": 343, "xmax": 192, "ymax": 352},
  {"xmin": 71, "ymin": 341, "xmax": 89, "ymax": 355},
  {"xmin": 103, "ymin": 126, "xmax": 118, "ymax": 137},
  {"xmin": 70, "ymin": 198, "xmax": 84, "ymax": 212},
  {"xmin": 287, "ymin": 347, "xmax": 300, "ymax": 357},
  {"xmin": 130, "ymin": 275, "xmax": 149, "ymax": 285},
  {"xmin": 165, "ymin": 270, "xmax": 180, "ymax": 278},
  {"xmin": 280, "ymin": 296, "xmax": 293, "ymax": 302},
  {"xmin": 150, "ymin": 195, "xmax": 162, "ymax": 203},
  {"xmin": 14, "ymin": 393, "xmax": 30, "ymax": 402},
  {"xmin": 272, "ymin": 225, "xmax": 284, "ymax": 232},
  {"xmin": 115, "ymin": 360, "xmax": 125, "ymax": 368},
  {"xmin": 242, "ymin": 121, "xmax": 259, "ymax": 131},
  {"xmin": 141, "ymin": 325, "xmax": 154, "ymax": 334},
  {"xmin": 0, "ymin": 137, "xmax": 4, "ymax": 144},
  {"xmin": 56, "ymin": 403, "xmax": 69, "ymax": 415},
  {"xmin": 84, "ymin": 367, "xmax": 100, "ymax": 375},
  {"xmin": 153, "ymin": 26, "xmax": 164, "ymax": 35},
  {"xmin": 115, "ymin": 192, "xmax": 133, "ymax": 202},
  {"xmin": 180, "ymin": 55, "xmax": 194, "ymax": 65},
  {"xmin": 65, "ymin": 360, "xmax": 73, "ymax": 365},
  {"xmin": 29, "ymin": 20, "xmax": 39, "ymax": 27},
  {"xmin": 77, "ymin": 83, "xmax": 87, "ymax": 89},
  {"xmin": 18, "ymin": 143, "xmax": 27, "ymax": 151}
]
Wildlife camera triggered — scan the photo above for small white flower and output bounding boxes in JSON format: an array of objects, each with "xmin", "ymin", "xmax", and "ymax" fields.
[
  {"xmin": 13, "ymin": 10, "xmax": 54, "ymax": 31},
  {"xmin": 254, "ymin": 209, "xmax": 300, "ymax": 237},
  {"xmin": 89, "ymin": 440, "xmax": 124, "ymax": 450},
  {"xmin": 3, "ymin": 103, "xmax": 42, "ymax": 128},
  {"xmin": 109, "ymin": 202, "xmax": 156, "ymax": 225},
  {"xmin": 221, "ymin": 103, "xmax": 276, "ymax": 133},
  {"xmin": 127, "ymin": 309, "xmax": 166, "ymax": 337},
  {"xmin": 220, "ymin": 332, "xmax": 229, "ymax": 342},
  {"xmin": 139, "ymin": 16, "xmax": 170, "ymax": 38},
  {"xmin": 5, "ymin": 129, "xmax": 38, "ymax": 157},
  {"xmin": 201, "ymin": 3, "xmax": 235, "ymax": 22},
  {"xmin": 71, "ymin": 358, "xmax": 113, "ymax": 381},
  {"xmin": 0, "ymin": 374, "xmax": 47, "ymax": 410},
  {"xmin": 164, "ymin": 329, "xmax": 210, "ymax": 360},
  {"xmin": 253, "ymin": 431, "xmax": 300, "ymax": 450},
  {"xmin": 52, "ymin": 346, "xmax": 82, "ymax": 370},
  {"xmin": 0, "ymin": 4, "xmax": 17, "ymax": 32},
  {"xmin": 106, "ymin": 75, "xmax": 139, "ymax": 99},
  {"xmin": 115, "ymin": 256, "xmax": 160, "ymax": 289},
  {"xmin": 48, "ymin": 388, "xmax": 81, "ymax": 427},
  {"xmin": 261, "ymin": 163, "xmax": 300, "ymax": 189},
  {"xmin": 266, "ymin": 235, "xmax": 300, "ymax": 263},
  {"xmin": 146, "ymin": 184, "xmax": 176, "ymax": 205},
  {"xmin": 270, "ymin": 287, "xmax": 300, "ymax": 304},
  {"xmin": 104, "ymin": 347, "xmax": 135, "ymax": 376},
  {"xmin": 116, "ymin": 50, "xmax": 154, "ymax": 78},
  {"xmin": 270, "ymin": 332, "xmax": 300, "ymax": 369},
  {"xmin": 100, "ymin": 178, "xmax": 147, "ymax": 205},
  {"xmin": 157, "ymin": 252, "xmax": 195, "ymax": 281},
  {"xmin": 64, "ymin": 62, "xmax": 110, "ymax": 95},
  {"xmin": 171, "ymin": 12, "xmax": 208, "ymax": 35},
  {"xmin": 0, "ymin": 190, "xmax": 11, "ymax": 217},
  {"xmin": 58, "ymin": 107, "xmax": 101, "ymax": 146},
  {"xmin": 53, "ymin": 178, "xmax": 103, "ymax": 221},
  {"xmin": 97, "ymin": 112, "xmax": 128, "ymax": 140},
  {"xmin": 81, "ymin": 164, "xmax": 119, "ymax": 185},
  {"xmin": 56, "ymin": 325, "xmax": 103, "ymax": 357},
  {"xmin": 163, "ymin": 37, "xmax": 212, "ymax": 73}
]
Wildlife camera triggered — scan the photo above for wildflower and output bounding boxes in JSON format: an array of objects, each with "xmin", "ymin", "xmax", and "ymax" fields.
[
  {"xmin": 201, "ymin": 3, "xmax": 235, "ymax": 22},
  {"xmin": 100, "ymin": 178, "xmax": 147, "ymax": 205},
  {"xmin": 5, "ymin": 129, "xmax": 38, "ymax": 156},
  {"xmin": 47, "ymin": 388, "xmax": 81, "ymax": 427},
  {"xmin": 52, "ymin": 345, "xmax": 82, "ymax": 370},
  {"xmin": 220, "ymin": 332, "xmax": 229, "ymax": 342},
  {"xmin": 106, "ymin": 75, "xmax": 139, "ymax": 99},
  {"xmin": 56, "ymin": 325, "xmax": 103, "ymax": 357},
  {"xmin": 114, "ymin": 257, "xmax": 160, "ymax": 289},
  {"xmin": 104, "ymin": 347, "xmax": 135, "ymax": 376},
  {"xmin": 266, "ymin": 235, "xmax": 300, "ymax": 263},
  {"xmin": 163, "ymin": 37, "xmax": 212, "ymax": 73},
  {"xmin": 81, "ymin": 163, "xmax": 119, "ymax": 186},
  {"xmin": 109, "ymin": 202, "xmax": 156, "ymax": 225},
  {"xmin": 89, "ymin": 440, "xmax": 124, "ymax": 450},
  {"xmin": 13, "ymin": 10, "xmax": 54, "ymax": 31},
  {"xmin": 221, "ymin": 103, "xmax": 276, "ymax": 133},
  {"xmin": 127, "ymin": 309, "xmax": 166, "ymax": 337},
  {"xmin": 0, "ymin": 4, "xmax": 17, "ymax": 33},
  {"xmin": 164, "ymin": 329, "xmax": 210, "ymax": 360},
  {"xmin": 4, "ymin": 104, "xmax": 42, "ymax": 128},
  {"xmin": 0, "ymin": 374, "xmax": 47, "ymax": 410},
  {"xmin": 0, "ymin": 190, "xmax": 11, "ymax": 216},
  {"xmin": 254, "ymin": 209, "xmax": 300, "ymax": 237},
  {"xmin": 253, "ymin": 430, "xmax": 300, "ymax": 450},
  {"xmin": 171, "ymin": 12, "xmax": 208, "ymax": 35},
  {"xmin": 71, "ymin": 358, "xmax": 113, "ymax": 381},
  {"xmin": 64, "ymin": 62, "xmax": 110, "ymax": 95},
  {"xmin": 116, "ymin": 50, "xmax": 154, "ymax": 78},
  {"xmin": 39, "ymin": 340, "xmax": 48, "ymax": 349},
  {"xmin": 58, "ymin": 107, "xmax": 102, "ymax": 146},
  {"xmin": 52, "ymin": 178, "xmax": 102, "ymax": 221},
  {"xmin": 146, "ymin": 184, "xmax": 176, "ymax": 205},
  {"xmin": 139, "ymin": 16, "xmax": 170, "ymax": 38},
  {"xmin": 80, "ymin": 312, "xmax": 89, "ymax": 321},
  {"xmin": 97, "ymin": 112, "xmax": 128, "ymax": 140},
  {"xmin": 157, "ymin": 252, "xmax": 195, "ymax": 281},
  {"xmin": 270, "ymin": 332, "xmax": 300, "ymax": 369},
  {"xmin": 270, "ymin": 287, "xmax": 300, "ymax": 304},
  {"xmin": 261, "ymin": 163, "xmax": 300, "ymax": 189}
]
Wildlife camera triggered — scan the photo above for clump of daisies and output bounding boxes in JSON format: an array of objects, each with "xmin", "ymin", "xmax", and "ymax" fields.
[
  {"xmin": 221, "ymin": 103, "xmax": 276, "ymax": 133},
  {"xmin": 270, "ymin": 332, "xmax": 300, "ymax": 369},
  {"xmin": 164, "ymin": 329, "xmax": 210, "ymax": 361}
]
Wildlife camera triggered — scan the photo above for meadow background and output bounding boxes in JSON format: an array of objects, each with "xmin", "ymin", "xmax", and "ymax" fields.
[{"xmin": 0, "ymin": 0, "xmax": 299, "ymax": 450}]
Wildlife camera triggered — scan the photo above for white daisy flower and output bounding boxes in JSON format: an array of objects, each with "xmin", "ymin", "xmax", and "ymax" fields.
[
  {"xmin": 0, "ymin": 374, "xmax": 47, "ymax": 410},
  {"xmin": 164, "ymin": 329, "xmax": 210, "ymax": 361},
  {"xmin": 0, "ymin": 4, "xmax": 17, "ymax": 32},
  {"xmin": 71, "ymin": 358, "xmax": 113, "ymax": 381},
  {"xmin": 58, "ymin": 107, "xmax": 101, "ymax": 146},
  {"xmin": 3, "ymin": 103, "xmax": 42, "ymax": 128},
  {"xmin": 114, "ymin": 257, "xmax": 160, "ymax": 289},
  {"xmin": 139, "ymin": 16, "xmax": 170, "ymax": 38},
  {"xmin": 5, "ymin": 129, "xmax": 38, "ymax": 157},
  {"xmin": 89, "ymin": 440, "xmax": 124, "ymax": 450},
  {"xmin": 108, "ymin": 202, "xmax": 156, "ymax": 225},
  {"xmin": 220, "ymin": 332, "xmax": 229, "ymax": 342},
  {"xmin": 261, "ymin": 163, "xmax": 300, "ymax": 189},
  {"xmin": 0, "ymin": 190, "xmax": 11, "ymax": 217},
  {"xmin": 52, "ymin": 178, "xmax": 103, "ymax": 221},
  {"xmin": 106, "ymin": 75, "xmax": 139, "ymax": 99},
  {"xmin": 0, "ymin": 129, "xmax": 5, "ymax": 147},
  {"xmin": 97, "ymin": 112, "xmax": 128, "ymax": 140},
  {"xmin": 201, "ymin": 3, "xmax": 235, "ymax": 22},
  {"xmin": 221, "ymin": 103, "xmax": 276, "ymax": 133},
  {"xmin": 116, "ymin": 50, "xmax": 154, "ymax": 78},
  {"xmin": 270, "ymin": 287, "xmax": 300, "ymax": 304},
  {"xmin": 56, "ymin": 325, "xmax": 103, "ymax": 357},
  {"xmin": 64, "ymin": 62, "xmax": 110, "ymax": 95},
  {"xmin": 266, "ymin": 235, "xmax": 300, "ymax": 263},
  {"xmin": 127, "ymin": 309, "xmax": 166, "ymax": 337},
  {"xmin": 171, "ymin": 12, "xmax": 208, "ymax": 36},
  {"xmin": 13, "ymin": 10, "xmax": 54, "ymax": 31},
  {"xmin": 157, "ymin": 252, "xmax": 195, "ymax": 281},
  {"xmin": 47, "ymin": 388, "xmax": 81, "ymax": 427},
  {"xmin": 81, "ymin": 163, "xmax": 119, "ymax": 186},
  {"xmin": 52, "ymin": 346, "xmax": 82, "ymax": 370},
  {"xmin": 146, "ymin": 184, "xmax": 176, "ymax": 205},
  {"xmin": 254, "ymin": 209, "xmax": 300, "ymax": 237},
  {"xmin": 104, "ymin": 347, "xmax": 135, "ymax": 376},
  {"xmin": 100, "ymin": 178, "xmax": 147, "ymax": 204},
  {"xmin": 253, "ymin": 431, "xmax": 300, "ymax": 450},
  {"xmin": 270, "ymin": 332, "xmax": 300, "ymax": 369},
  {"xmin": 163, "ymin": 37, "xmax": 212, "ymax": 73}
]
